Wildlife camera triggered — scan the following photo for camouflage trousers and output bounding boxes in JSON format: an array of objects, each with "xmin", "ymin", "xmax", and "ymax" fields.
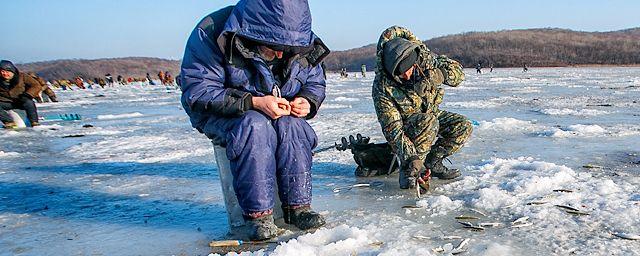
[
  {"xmin": 405, "ymin": 110, "xmax": 473, "ymax": 161},
  {"xmin": 352, "ymin": 110, "xmax": 472, "ymax": 177}
]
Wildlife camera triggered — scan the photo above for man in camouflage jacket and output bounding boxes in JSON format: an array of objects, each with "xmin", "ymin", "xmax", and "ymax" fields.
[{"xmin": 372, "ymin": 26, "xmax": 472, "ymax": 189}]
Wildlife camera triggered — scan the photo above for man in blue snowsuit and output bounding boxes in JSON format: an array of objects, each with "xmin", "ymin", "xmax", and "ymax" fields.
[{"xmin": 179, "ymin": 0, "xmax": 330, "ymax": 240}]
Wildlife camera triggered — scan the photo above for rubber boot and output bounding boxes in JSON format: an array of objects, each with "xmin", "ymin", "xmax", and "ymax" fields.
[
  {"xmin": 282, "ymin": 205, "xmax": 325, "ymax": 230},
  {"xmin": 30, "ymin": 121, "xmax": 40, "ymax": 127},
  {"xmin": 244, "ymin": 214, "xmax": 278, "ymax": 241}
]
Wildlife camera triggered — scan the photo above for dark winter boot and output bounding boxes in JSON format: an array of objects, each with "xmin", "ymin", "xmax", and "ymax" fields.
[
  {"xmin": 2, "ymin": 122, "xmax": 17, "ymax": 129},
  {"xmin": 282, "ymin": 205, "xmax": 325, "ymax": 230},
  {"xmin": 244, "ymin": 214, "xmax": 278, "ymax": 241},
  {"xmin": 428, "ymin": 158, "xmax": 461, "ymax": 179},
  {"xmin": 425, "ymin": 148, "xmax": 460, "ymax": 180}
]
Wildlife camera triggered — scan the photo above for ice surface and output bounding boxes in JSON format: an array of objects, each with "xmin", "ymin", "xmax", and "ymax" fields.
[{"xmin": 2, "ymin": 68, "xmax": 640, "ymax": 255}]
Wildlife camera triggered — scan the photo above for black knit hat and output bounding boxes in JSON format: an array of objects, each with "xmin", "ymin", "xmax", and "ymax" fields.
[
  {"xmin": 382, "ymin": 38, "xmax": 421, "ymax": 81},
  {"xmin": 394, "ymin": 50, "xmax": 418, "ymax": 75}
]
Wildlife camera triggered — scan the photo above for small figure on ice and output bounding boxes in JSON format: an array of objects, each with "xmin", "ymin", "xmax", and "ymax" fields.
[
  {"xmin": 372, "ymin": 26, "xmax": 473, "ymax": 190},
  {"xmin": 476, "ymin": 62, "xmax": 482, "ymax": 74},
  {"xmin": 180, "ymin": 0, "xmax": 330, "ymax": 241},
  {"xmin": 361, "ymin": 64, "xmax": 367, "ymax": 78},
  {"xmin": 340, "ymin": 67, "xmax": 348, "ymax": 78}
]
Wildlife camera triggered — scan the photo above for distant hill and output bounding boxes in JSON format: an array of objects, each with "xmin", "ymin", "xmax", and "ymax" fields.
[
  {"xmin": 324, "ymin": 28, "xmax": 640, "ymax": 71},
  {"xmin": 17, "ymin": 57, "xmax": 180, "ymax": 81},
  {"xmin": 17, "ymin": 28, "xmax": 640, "ymax": 80}
]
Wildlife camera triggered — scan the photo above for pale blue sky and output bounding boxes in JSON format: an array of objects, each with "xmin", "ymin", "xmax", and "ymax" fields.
[{"xmin": 3, "ymin": 0, "xmax": 639, "ymax": 63}]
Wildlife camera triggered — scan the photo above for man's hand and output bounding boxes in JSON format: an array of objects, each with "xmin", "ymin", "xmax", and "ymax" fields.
[
  {"xmin": 407, "ymin": 159, "xmax": 425, "ymax": 178},
  {"xmin": 252, "ymin": 95, "xmax": 290, "ymax": 119},
  {"xmin": 290, "ymin": 97, "xmax": 311, "ymax": 118}
]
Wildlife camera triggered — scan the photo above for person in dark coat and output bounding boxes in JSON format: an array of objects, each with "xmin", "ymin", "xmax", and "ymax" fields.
[
  {"xmin": 105, "ymin": 73, "xmax": 114, "ymax": 87},
  {"xmin": 28, "ymin": 72, "xmax": 58, "ymax": 103},
  {"xmin": 0, "ymin": 60, "xmax": 42, "ymax": 128},
  {"xmin": 180, "ymin": 0, "xmax": 330, "ymax": 240},
  {"xmin": 146, "ymin": 73, "xmax": 156, "ymax": 85}
]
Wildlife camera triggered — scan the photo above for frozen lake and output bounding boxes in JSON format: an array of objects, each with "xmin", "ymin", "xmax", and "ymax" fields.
[{"xmin": 1, "ymin": 67, "xmax": 639, "ymax": 255}]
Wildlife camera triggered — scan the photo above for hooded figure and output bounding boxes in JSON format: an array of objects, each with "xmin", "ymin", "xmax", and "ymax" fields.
[
  {"xmin": 179, "ymin": 0, "xmax": 329, "ymax": 240},
  {"xmin": 0, "ymin": 60, "xmax": 42, "ymax": 128},
  {"xmin": 372, "ymin": 26, "xmax": 472, "ymax": 190}
]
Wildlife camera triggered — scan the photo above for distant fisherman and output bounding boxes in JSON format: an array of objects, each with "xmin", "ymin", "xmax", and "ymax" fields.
[
  {"xmin": 476, "ymin": 63, "xmax": 482, "ymax": 74},
  {"xmin": 372, "ymin": 26, "xmax": 472, "ymax": 190},
  {"xmin": 361, "ymin": 64, "xmax": 367, "ymax": 78},
  {"xmin": 180, "ymin": 0, "xmax": 329, "ymax": 240},
  {"xmin": 1, "ymin": 60, "xmax": 42, "ymax": 128},
  {"xmin": 146, "ymin": 73, "xmax": 155, "ymax": 85},
  {"xmin": 27, "ymin": 72, "xmax": 58, "ymax": 103}
]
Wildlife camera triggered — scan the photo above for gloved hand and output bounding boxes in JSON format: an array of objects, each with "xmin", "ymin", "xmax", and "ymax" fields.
[
  {"xmin": 400, "ymin": 159, "xmax": 425, "ymax": 189},
  {"xmin": 407, "ymin": 159, "xmax": 425, "ymax": 178},
  {"xmin": 435, "ymin": 55, "xmax": 464, "ymax": 87}
]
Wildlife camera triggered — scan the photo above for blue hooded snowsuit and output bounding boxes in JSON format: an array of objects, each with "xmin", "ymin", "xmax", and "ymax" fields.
[{"xmin": 179, "ymin": 0, "xmax": 329, "ymax": 215}]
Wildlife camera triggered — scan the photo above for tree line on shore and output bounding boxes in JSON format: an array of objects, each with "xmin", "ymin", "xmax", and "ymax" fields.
[
  {"xmin": 17, "ymin": 27, "xmax": 640, "ymax": 80},
  {"xmin": 325, "ymin": 27, "xmax": 640, "ymax": 71}
]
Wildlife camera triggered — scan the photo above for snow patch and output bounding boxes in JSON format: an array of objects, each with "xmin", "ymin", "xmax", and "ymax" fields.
[
  {"xmin": 211, "ymin": 225, "xmax": 374, "ymax": 256},
  {"xmin": 0, "ymin": 151, "xmax": 20, "ymax": 158},
  {"xmin": 477, "ymin": 243, "xmax": 514, "ymax": 256},
  {"xmin": 478, "ymin": 117, "xmax": 539, "ymax": 132},
  {"xmin": 471, "ymin": 185, "xmax": 518, "ymax": 210},
  {"xmin": 548, "ymin": 124, "xmax": 607, "ymax": 138},
  {"xmin": 320, "ymin": 104, "xmax": 352, "ymax": 110},
  {"xmin": 445, "ymin": 100, "xmax": 501, "ymax": 109},
  {"xmin": 97, "ymin": 112, "xmax": 144, "ymax": 120},
  {"xmin": 333, "ymin": 97, "xmax": 359, "ymax": 102},
  {"xmin": 416, "ymin": 195, "xmax": 463, "ymax": 216},
  {"xmin": 539, "ymin": 108, "xmax": 609, "ymax": 116}
]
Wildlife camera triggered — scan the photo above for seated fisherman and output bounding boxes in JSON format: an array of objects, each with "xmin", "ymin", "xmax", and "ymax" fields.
[
  {"xmin": 179, "ymin": 0, "xmax": 331, "ymax": 240},
  {"xmin": 1, "ymin": 60, "xmax": 42, "ymax": 129}
]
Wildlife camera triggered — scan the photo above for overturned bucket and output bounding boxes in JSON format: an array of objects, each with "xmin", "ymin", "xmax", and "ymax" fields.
[{"xmin": 7, "ymin": 110, "xmax": 29, "ymax": 128}]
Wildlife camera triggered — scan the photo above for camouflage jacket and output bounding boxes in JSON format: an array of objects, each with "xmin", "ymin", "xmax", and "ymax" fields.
[{"xmin": 372, "ymin": 26, "xmax": 465, "ymax": 163}]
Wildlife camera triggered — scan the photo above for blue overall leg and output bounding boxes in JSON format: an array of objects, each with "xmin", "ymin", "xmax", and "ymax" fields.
[
  {"xmin": 272, "ymin": 116, "xmax": 317, "ymax": 207},
  {"xmin": 205, "ymin": 110, "xmax": 277, "ymax": 214}
]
